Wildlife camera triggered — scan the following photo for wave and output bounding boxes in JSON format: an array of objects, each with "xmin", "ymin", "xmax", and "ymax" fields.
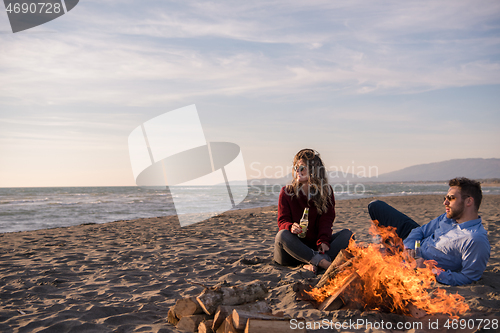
[
  {"xmin": 0, "ymin": 197, "xmax": 50, "ymax": 205},
  {"xmin": 2, "ymin": 184, "xmax": 499, "ymax": 234}
]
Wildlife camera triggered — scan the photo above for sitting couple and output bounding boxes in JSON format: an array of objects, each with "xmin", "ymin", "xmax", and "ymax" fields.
[{"xmin": 274, "ymin": 148, "xmax": 490, "ymax": 286}]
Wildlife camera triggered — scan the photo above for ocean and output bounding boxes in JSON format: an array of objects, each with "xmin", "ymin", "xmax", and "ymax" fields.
[{"xmin": 1, "ymin": 183, "xmax": 499, "ymax": 233}]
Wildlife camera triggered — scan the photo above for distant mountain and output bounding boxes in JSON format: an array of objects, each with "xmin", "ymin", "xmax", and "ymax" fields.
[
  {"xmin": 241, "ymin": 158, "xmax": 500, "ymax": 185},
  {"xmin": 371, "ymin": 158, "xmax": 500, "ymax": 182}
]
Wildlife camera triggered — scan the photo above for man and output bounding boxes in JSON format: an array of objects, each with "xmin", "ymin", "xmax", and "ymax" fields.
[{"xmin": 368, "ymin": 177, "xmax": 490, "ymax": 286}]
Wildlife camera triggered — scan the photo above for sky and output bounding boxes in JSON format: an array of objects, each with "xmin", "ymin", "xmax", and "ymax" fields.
[{"xmin": 1, "ymin": 0, "xmax": 499, "ymax": 187}]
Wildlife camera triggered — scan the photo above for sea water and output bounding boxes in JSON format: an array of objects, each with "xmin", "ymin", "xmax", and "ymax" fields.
[{"xmin": 1, "ymin": 183, "xmax": 499, "ymax": 233}]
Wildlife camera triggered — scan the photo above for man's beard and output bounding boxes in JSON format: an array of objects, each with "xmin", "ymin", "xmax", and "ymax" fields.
[{"xmin": 447, "ymin": 203, "xmax": 465, "ymax": 220}]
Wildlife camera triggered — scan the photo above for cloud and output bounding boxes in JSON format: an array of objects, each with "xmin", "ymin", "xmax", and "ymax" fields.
[{"xmin": 1, "ymin": 0, "xmax": 499, "ymax": 107}]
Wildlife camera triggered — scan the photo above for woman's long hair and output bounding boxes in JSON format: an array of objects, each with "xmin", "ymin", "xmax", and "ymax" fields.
[{"xmin": 286, "ymin": 148, "xmax": 332, "ymax": 214}]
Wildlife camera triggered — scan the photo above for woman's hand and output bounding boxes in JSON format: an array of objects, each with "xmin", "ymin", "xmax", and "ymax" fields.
[
  {"xmin": 291, "ymin": 223, "xmax": 302, "ymax": 234},
  {"xmin": 318, "ymin": 243, "xmax": 330, "ymax": 254}
]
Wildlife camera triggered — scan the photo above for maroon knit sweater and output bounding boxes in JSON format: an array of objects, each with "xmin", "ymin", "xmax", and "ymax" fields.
[{"xmin": 277, "ymin": 186, "xmax": 336, "ymax": 249}]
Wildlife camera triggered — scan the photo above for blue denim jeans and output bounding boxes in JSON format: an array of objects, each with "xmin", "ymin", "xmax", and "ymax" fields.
[
  {"xmin": 367, "ymin": 199, "xmax": 420, "ymax": 240},
  {"xmin": 274, "ymin": 229, "xmax": 353, "ymax": 266}
]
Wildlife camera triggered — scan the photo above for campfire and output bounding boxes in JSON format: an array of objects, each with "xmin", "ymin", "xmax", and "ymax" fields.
[
  {"xmin": 167, "ymin": 223, "xmax": 470, "ymax": 332},
  {"xmin": 305, "ymin": 222, "xmax": 469, "ymax": 318}
]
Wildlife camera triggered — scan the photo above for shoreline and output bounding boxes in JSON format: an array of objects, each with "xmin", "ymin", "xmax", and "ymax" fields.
[
  {"xmin": 3, "ymin": 191, "xmax": 500, "ymax": 236},
  {"xmin": 1, "ymin": 194, "xmax": 499, "ymax": 332}
]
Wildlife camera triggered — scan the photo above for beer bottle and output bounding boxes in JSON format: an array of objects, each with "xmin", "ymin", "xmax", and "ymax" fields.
[
  {"xmin": 414, "ymin": 240, "xmax": 421, "ymax": 259},
  {"xmin": 298, "ymin": 208, "xmax": 309, "ymax": 238}
]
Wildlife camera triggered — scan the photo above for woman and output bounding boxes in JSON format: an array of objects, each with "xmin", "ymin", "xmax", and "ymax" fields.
[{"xmin": 274, "ymin": 149, "xmax": 353, "ymax": 273}]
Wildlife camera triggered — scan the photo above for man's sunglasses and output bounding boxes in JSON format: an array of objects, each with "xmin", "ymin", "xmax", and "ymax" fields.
[{"xmin": 443, "ymin": 194, "xmax": 469, "ymax": 202}]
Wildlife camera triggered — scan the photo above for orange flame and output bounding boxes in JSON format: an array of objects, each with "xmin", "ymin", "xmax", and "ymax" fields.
[{"xmin": 306, "ymin": 221, "xmax": 469, "ymax": 318}]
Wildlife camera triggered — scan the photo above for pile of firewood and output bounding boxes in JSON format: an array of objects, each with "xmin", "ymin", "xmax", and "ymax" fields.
[{"xmin": 167, "ymin": 280, "xmax": 306, "ymax": 333}]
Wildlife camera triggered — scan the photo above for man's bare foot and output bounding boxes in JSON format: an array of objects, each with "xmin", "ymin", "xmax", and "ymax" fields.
[
  {"xmin": 318, "ymin": 259, "xmax": 331, "ymax": 270},
  {"xmin": 303, "ymin": 264, "xmax": 317, "ymax": 274}
]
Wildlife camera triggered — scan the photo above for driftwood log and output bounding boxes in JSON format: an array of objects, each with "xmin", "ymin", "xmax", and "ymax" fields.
[
  {"xmin": 198, "ymin": 320, "xmax": 214, "ymax": 333},
  {"xmin": 212, "ymin": 300, "xmax": 270, "ymax": 331},
  {"xmin": 176, "ymin": 314, "xmax": 210, "ymax": 332},
  {"xmin": 167, "ymin": 307, "xmax": 179, "ymax": 326},
  {"xmin": 244, "ymin": 319, "xmax": 306, "ymax": 333},
  {"xmin": 216, "ymin": 313, "xmax": 238, "ymax": 333},
  {"xmin": 174, "ymin": 297, "xmax": 204, "ymax": 318},
  {"xmin": 197, "ymin": 280, "xmax": 268, "ymax": 315},
  {"xmin": 232, "ymin": 309, "xmax": 285, "ymax": 330}
]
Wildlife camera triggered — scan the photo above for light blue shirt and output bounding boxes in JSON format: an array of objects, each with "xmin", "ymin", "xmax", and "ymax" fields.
[{"xmin": 403, "ymin": 214, "xmax": 490, "ymax": 286}]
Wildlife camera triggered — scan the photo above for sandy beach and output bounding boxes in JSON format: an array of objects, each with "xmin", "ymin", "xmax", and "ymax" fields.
[{"xmin": 1, "ymin": 194, "xmax": 499, "ymax": 333}]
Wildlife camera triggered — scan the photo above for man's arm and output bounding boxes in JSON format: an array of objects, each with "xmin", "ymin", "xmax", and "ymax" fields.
[
  {"xmin": 435, "ymin": 237, "xmax": 490, "ymax": 286},
  {"xmin": 403, "ymin": 214, "xmax": 444, "ymax": 249}
]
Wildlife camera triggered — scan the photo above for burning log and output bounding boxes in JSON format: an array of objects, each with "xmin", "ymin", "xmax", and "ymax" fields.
[
  {"xmin": 318, "ymin": 271, "xmax": 359, "ymax": 311},
  {"xmin": 317, "ymin": 259, "xmax": 353, "ymax": 288},
  {"xmin": 197, "ymin": 280, "xmax": 268, "ymax": 315},
  {"xmin": 318, "ymin": 262, "xmax": 374, "ymax": 311},
  {"xmin": 316, "ymin": 249, "xmax": 355, "ymax": 289}
]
